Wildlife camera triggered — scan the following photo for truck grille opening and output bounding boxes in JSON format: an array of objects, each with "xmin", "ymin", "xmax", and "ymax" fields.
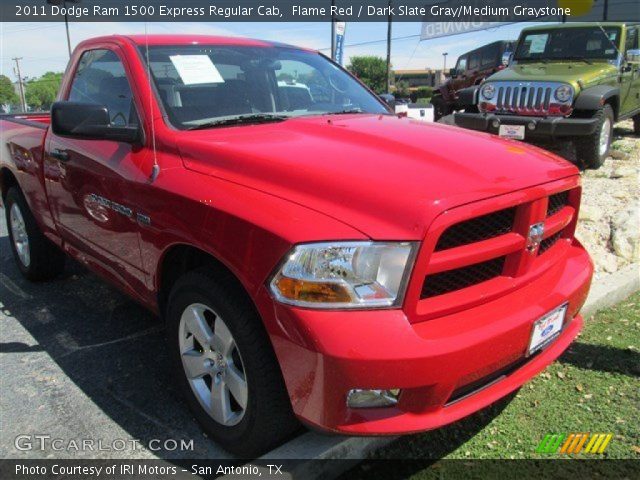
[
  {"xmin": 421, "ymin": 257, "xmax": 506, "ymax": 299},
  {"xmin": 538, "ymin": 230, "xmax": 564, "ymax": 255},
  {"xmin": 435, "ymin": 207, "xmax": 516, "ymax": 251},
  {"xmin": 547, "ymin": 191, "xmax": 569, "ymax": 217}
]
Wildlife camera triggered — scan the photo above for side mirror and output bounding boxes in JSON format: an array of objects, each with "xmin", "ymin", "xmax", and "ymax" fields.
[
  {"xmin": 502, "ymin": 51, "xmax": 513, "ymax": 67},
  {"xmin": 449, "ymin": 68, "xmax": 457, "ymax": 77},
  {"xmin": 626, "ymin": 49, "xmax": 640, "ymax": 64},
  {"xmin": 51, "ymin": 101, "xmax": 140, "ymax": 143}
]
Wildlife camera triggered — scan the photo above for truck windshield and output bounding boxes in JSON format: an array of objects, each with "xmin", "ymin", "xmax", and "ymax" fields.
[
  {"xmin": 514, "ymin": 27, "xmax": 621, "ymax": 62},
  {"xmin": 140, "ymin": 45, "xmax": 388, "ymax": 129}
]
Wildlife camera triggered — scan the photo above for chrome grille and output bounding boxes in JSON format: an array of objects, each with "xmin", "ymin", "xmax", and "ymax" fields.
[{"xmin": 481, "ymin": 81, "xmax": 572, "ymax": 116}]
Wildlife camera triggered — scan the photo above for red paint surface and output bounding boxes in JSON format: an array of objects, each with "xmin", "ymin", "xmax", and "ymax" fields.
[{"xmin": 0, "ymin": 35, "xmax": 593, "ymax": 434}]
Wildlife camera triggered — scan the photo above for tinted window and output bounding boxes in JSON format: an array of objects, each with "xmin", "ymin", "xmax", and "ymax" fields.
[
  {"xmin": 481, "ymin": 45, "xmax": 499, "ymax": 67},
  {"xmin": 68, "ymin": 49, "xmax": 138, "ymax": 127},
  {"xmin": 625, "ymin": 27, "xmax": 638, "ymax": 51},
  {"xmin": 456, "ymin": 56, "xmax": 467, "ymax": 71},
  {"xmin": 468, "ymin": 52, "xmax": 480, "ymax": 70},
  {"xmin": 142, "ymin": 45, "xmax": 388, "ymax": 129}
]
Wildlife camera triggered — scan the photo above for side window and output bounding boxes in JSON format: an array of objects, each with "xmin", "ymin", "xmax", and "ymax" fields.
[
  {"xmin": 481, "ymin": 45, "xmax": 498, "ymax": 67},
  {"xmin": 456, "ymin": 56, "xmax": 467, "ymax": 72},
  {"xmin": 68, "ymin": 49, "xmax": 138, "ymax": 127},
  {"xmin": 468, "ymin": 52, "xmax": 480, "ymax": 70},
  {"xmin": 625, "ymin": 27, "xmax": 638, "ymax": 52}
]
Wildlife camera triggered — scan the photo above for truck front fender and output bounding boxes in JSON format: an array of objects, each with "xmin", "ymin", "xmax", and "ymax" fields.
[
  {"xmin": 457, "ymin": 86, "xmax": 479, "ymax": 107},
  {"xmin": 574, "ymin": 85, "xmax": 620, "ymax": 117}
]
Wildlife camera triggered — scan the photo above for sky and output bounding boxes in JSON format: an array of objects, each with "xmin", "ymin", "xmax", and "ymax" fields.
[{"xmin": 1, "ymin": 21, "xmax": 539, "ymax": 80}]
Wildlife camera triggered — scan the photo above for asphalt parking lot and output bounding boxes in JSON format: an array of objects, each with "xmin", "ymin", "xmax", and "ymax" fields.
[{"xmin": 0, "ymin": 213, "xmax": 234, "ymax": 460}]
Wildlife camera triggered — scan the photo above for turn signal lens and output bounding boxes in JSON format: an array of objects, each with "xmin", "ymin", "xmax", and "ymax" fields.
[{"xmin": 270, "ymin": 241, "xmax": 418, "ymax": 309}]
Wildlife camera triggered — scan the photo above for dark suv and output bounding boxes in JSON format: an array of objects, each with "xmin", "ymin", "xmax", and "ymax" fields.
[{"xmin": 431, "ymin": 40, "xmax": 515, "ymax": 121}]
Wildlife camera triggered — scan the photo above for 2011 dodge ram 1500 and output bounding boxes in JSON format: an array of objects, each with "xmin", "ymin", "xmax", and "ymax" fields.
[{"xmin": 0, "ymin": 35, "xmax": 593, "ymax": 457}]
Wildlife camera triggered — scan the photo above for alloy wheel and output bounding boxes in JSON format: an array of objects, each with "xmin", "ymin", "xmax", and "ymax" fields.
[
  {"xmin": 9, "ymin": 203, "xmax": 30, "ymax": 267},
  {"xmin": 178, "ymin": 303, "xmax": 248, "ymax": 426}
]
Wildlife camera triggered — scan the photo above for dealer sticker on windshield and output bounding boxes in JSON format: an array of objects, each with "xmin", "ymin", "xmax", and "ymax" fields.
[
  {"xmin": 498, "ymin": 125, "xmax": 525, "ymax": 140},
  {"xmin": 528, "ymin": 303, "xmax": 567, "ymax": 356}
]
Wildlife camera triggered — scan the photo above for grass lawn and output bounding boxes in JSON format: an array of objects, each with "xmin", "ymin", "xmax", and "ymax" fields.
[{"xmin": 345, "ymin": 292, "xmax": 640, "ymax": 478}]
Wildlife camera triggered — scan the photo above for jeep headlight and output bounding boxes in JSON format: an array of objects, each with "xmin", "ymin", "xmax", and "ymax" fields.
[
  {"xmin": 270, "ymin": 241, "xmax": 418, "ymax": 309},
  {"xmin": 554, "ymin": 85, "xmax": 573, "ymax": 102},
  {"xmin": 481, "ymin": 83, "xmax": 496, "ymax": 99}
]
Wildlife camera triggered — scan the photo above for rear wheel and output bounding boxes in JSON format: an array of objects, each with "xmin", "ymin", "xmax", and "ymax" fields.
[
  {"xmin": 575, "ymin": 104, "xmax": 614, "ymax": 170},
  {"xmin": 166, "ymin": 269, "xmax": 298, "ymax": 457},
  {"xmin": 5, "ymin": 187, "xmax": 65, "ymax": 281}
]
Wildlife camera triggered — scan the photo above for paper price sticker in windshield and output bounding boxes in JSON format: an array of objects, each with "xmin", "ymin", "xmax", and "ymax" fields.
[
  {"xmin": 169, "ymin": 55, "xmax": 224, "ymax": 85},
  {"xmin": 529, "ymin": 34, "xmax": 549, "ymax": 54}
]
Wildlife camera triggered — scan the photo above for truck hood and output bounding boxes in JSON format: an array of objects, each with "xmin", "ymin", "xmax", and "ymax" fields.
[
  {"xmin": 177, "ymin": 114, "xmax": 577, "ymax": 239},
  {"xmin": 489, "ymin": 61, "xmax": 617, "ymax": 90}
]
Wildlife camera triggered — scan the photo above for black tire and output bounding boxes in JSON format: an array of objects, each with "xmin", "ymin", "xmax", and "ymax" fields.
[
  {"xmin": 431, "ymin": 95, "xmax": 451, "ymax": 122},
  {"xmin": 575, "ymin": 104, "xmax": 614, "ymax": 170},
  {"xmin": 4, "ymin": 187, "xmax": 65, "ymax": 281},
  {"xmin": 633, "ymin": 114, "xmax": 640, "ymax": 136},
  {"xmin": 166, "ymin": 269, "xmax": 299, "ymax": 457}
]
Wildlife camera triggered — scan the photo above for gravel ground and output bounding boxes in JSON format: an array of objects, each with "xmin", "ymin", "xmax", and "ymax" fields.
[{"xmin": 573, "ymin": 120, "xmax": 639, "ymax": 279}]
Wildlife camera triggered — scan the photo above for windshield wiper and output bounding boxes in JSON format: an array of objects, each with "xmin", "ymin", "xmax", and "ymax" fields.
[
  {"xmin": 186, "ymin": 113, "xmax": 289, "ymax": 130},
  {"xmin": 552, "ymin": 57, "xmax": 593, "ymax": 64},
  {"xmin": 324, "ymin": 108, "xmax": 365, "ymax": 115}
]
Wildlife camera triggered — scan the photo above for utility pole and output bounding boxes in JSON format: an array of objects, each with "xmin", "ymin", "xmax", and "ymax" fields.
[
  {"xmin": 443, "ymin": 52, "xmax": 448, "ymax": 72},
  {"xmin": 386, "ymin": 0, "xmax": 392, "ymax": 93},
  {"xmin": 330, "ymin": 0, "xmax": 336, "ymax": 60},
  {"xmin": 12, "ymin": 57, "xmax": 27, "ymax": 113},
  {"xmin": 47, "ymin": 0, "xmax": 77, "ymax": 58}
]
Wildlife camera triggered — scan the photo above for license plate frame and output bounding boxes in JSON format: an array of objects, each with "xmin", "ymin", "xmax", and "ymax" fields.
[
  {"xmin": 528, "ymin": 303, "xmax": 568, "ymax": 356},
  {"xmin": 498, "ymin": 124, "xmax": 525, "ymax": 140}
]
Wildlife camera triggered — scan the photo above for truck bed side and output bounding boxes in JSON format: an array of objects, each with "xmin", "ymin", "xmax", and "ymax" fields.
[{"xmin": 0, "ymin": 114, "xmax": 58, "ymax": 239}]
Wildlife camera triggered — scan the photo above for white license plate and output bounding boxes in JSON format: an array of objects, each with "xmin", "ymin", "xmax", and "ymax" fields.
[
  {"xmin": 528, "ymin": 304, "xmax": 567, "ymax": 355},
  {"xmin": 498, "ymin": 124, "xmax": 525, "ymax": 140}
]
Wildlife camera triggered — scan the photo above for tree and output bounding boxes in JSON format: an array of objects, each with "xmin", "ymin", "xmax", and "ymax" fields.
[
  {"xmin": 25, "ymin": 72, "xmax": 63, "ymax": 110},
  {"xmin": 346, "ymin": 56, "xmax": 389, "ymax": 94},
  {"xmin": 0, "ymin": 75, "xmax": 18, "ymax": 108}
]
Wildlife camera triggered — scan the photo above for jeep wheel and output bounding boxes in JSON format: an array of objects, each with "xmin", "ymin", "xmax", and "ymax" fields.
[
  {"xmin": 633, "ymin": 114, "xmax": 639, "ymax": 136},
  {"xmin": 5, "ymin": 187, "xmax": 65, "ymax": 281},
  {"xmin": 576, "ymin": 104, "xmax": 614, "ymax": 170},
  {"xmin": 166, "ymin": 269, "xmax": 298, "ymax": 457}
]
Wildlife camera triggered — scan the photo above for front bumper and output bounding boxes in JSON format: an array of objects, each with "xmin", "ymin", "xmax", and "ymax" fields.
[
  {"xmin": 257, "ymin": 239, "xmax": 593, "ymax": 434},
  {"xmin": 454, "ymin": 112, "xmax": 599, "ymax": 139}
]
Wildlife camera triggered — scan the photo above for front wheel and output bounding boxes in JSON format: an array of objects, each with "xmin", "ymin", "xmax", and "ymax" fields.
[
  {"xmin": 575, "ymin": 104, "xmax": 614, "ymax": 170},
  {"xmin": 166, "ymin": 269, "xmax": 298, "ymax": 457},
  {"xmin": 430, "ymin": 96, "xmax": 451, "ymax": 122},
  {"xmin": 5, "ymin": 187, "xmax": 65, "ymax": 281}
]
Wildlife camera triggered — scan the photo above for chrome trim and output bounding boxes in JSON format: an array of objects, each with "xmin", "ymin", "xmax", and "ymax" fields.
[{"xmin": 479, "ymin": 81, "xmax": 573, "ymax": 116}]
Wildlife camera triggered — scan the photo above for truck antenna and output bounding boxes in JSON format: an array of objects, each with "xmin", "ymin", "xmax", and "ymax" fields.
[{"xmin": 144, "ymin": 22, "xmax": 160, "ymax": 182}]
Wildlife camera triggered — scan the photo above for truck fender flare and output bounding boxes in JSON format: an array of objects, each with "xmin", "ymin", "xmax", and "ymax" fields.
[
  {"xmin": 574, "ymin": 85, "xmax": 620, "ymax": 116},
  {"xmin": 457, "ymin": 86, "xmax": 479, "ymax": 107}
]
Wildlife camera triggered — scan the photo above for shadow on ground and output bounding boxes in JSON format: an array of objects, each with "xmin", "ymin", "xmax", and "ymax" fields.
[{"xmin": 0, "ymin": 224, "xmax": 235, "ymax": 460}]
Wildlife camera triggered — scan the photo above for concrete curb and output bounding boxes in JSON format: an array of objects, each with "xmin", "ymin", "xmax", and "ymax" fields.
[{"xmin": 263, "ymin": 262, "xmax": 639, "ymax": 478}]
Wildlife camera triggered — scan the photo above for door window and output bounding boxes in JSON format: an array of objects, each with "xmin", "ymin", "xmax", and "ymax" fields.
[
  {"xmin": 68, "ymin": 49, "xmax": 138, "ymax": 127},
  {"xmin": 468, "ymin": 52, "xmax": 480, "ymax": 70},
  {"xmin": 625, "ymin": 27, "xmax": 638, "ymax": 51}
]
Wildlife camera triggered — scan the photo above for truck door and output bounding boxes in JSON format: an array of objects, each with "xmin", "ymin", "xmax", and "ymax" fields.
[{"xmin": 44, "ymin": 47, "xmax": 147, "ymax": 278}]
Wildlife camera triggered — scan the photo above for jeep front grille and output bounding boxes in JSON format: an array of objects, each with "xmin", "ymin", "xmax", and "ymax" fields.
[{"xmin": 480, "ymin": 81, "xmax": 573, "ymax": 117}]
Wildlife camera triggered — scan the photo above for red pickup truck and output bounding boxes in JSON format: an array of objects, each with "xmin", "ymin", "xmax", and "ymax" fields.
[{"xmin": 0, "ymin": 35, "xmax": 593, "ymax": 457}]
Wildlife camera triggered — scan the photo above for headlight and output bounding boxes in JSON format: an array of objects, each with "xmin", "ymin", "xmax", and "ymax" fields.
[
  {"xmin": 269, "ymin": 241, "xmax": 418, "ymax": 309},
  {"xmin": 481, "ymin": 83, "xmax": 496, "ymax": 99},
  {"xmin": 554, "ymin": 85, "xmax": 572, "ymax": 102}
]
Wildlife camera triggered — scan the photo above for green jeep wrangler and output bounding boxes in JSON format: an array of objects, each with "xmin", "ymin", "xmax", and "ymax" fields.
[{"xmin": 454, "ymin": 22, "xmax": 640, "ymax": 169}]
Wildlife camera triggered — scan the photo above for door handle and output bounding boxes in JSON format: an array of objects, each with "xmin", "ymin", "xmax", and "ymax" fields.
[{"xmin": 50, "ymin": 148, "xmax": 70, "ymax": 162}]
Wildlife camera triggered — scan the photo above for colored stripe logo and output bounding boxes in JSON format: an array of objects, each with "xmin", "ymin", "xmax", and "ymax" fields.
[{"xmin": 536, "ymin": 433, "xmax": 613, "ymax": 454}]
